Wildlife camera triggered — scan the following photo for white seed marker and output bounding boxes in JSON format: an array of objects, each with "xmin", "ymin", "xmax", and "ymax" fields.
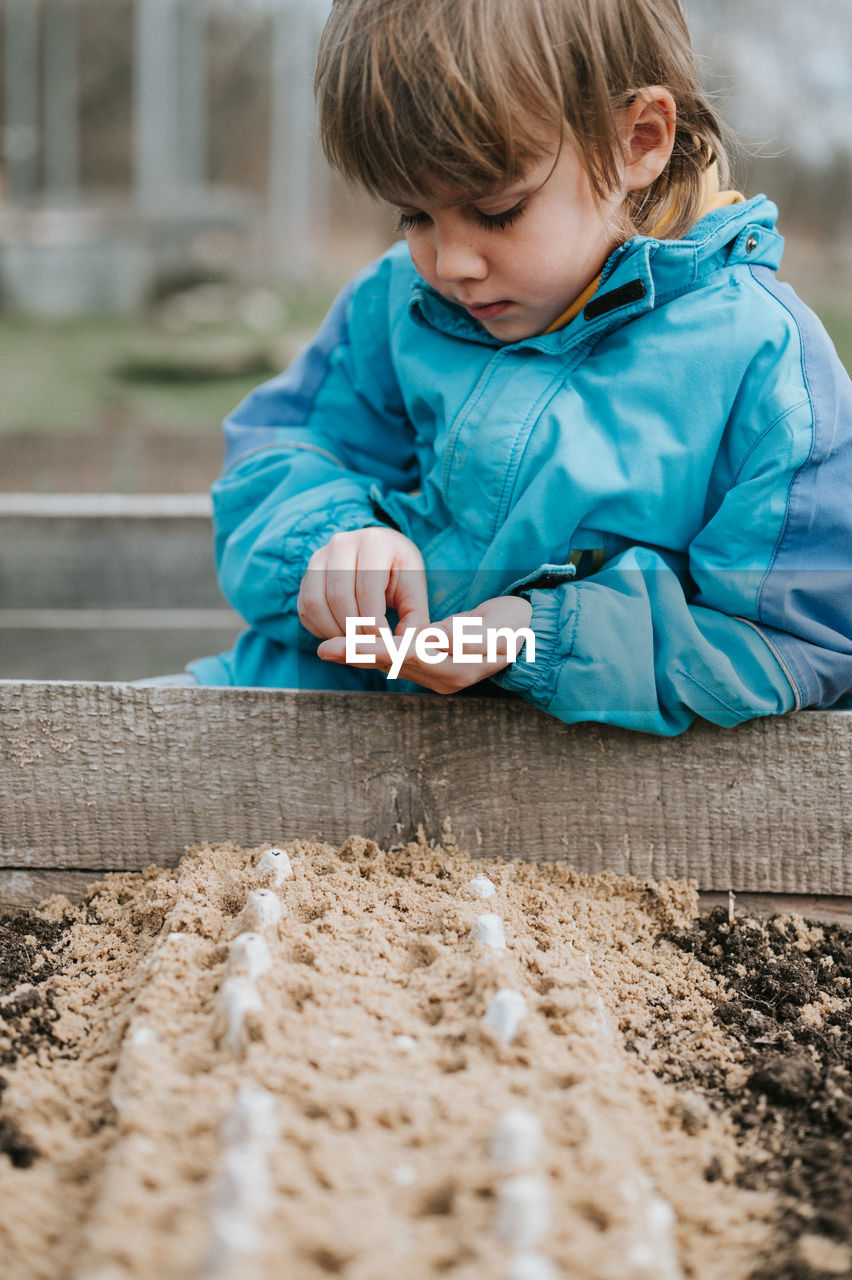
[
  {"xmin": 484, "ymin": 989, "xmax": 527, "ymax": 1045},
  {"xmin": 506, "ymin": 1254, "xmax": 560, "ymax": 1274},
  {"xmin": 489, "ymin": 1110, "xmax": 559, "ymax": 1279},
  {"xmin": 204, "ymin": 1088, "xmax": 277, "ymax": 1278},
  {"xmin": 128, "ymin": 1025, "xmax": 156, "ymax": 1048},
  {"xmin": 472, "ymin": 912, "xmax": 506, "ymax": 950},
  {"xmin": 468, "ymin": 891, "xmax": 559, "ymax": 1279},
  {"xmin": 494, "ymin": 1174, "xmax": 551, "ymax": 1251},
  {"xmin": 621, "ymin": 1179, "xmax": 683, "ymax": 1280},
  {"xmin": 227, "ymin": 932, "xmax": 271, "ymax": 983},
  {"xmin": 239, "ymin": 889, "xmax": 283, "ymax": 932},
  {"xmin": 507, "ymin": 1254, "xmax": 561, "ymax": 1280},
  {"xmin": 218, "ymin": 977, "xmax": 263, "ymax": 1056},
  {"xmin": 491, "ymin": 1108, "xmax": 542, "ymax": 1167},
  {"xmin": 256, "ymin": 847, "xmax": 292, "ymax": 887},
  {"xmin": 109, "ymin": 1024, "xmax": 159, "ymax": 1113}
]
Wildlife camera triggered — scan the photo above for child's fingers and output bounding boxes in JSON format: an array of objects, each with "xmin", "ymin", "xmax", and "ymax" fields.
[
  {"xmin": 322, "ymin": 534, "xmax": 361, "ymax": 635},
  {"xmin": 387, "ymin": 555, "xmax": 431, "ymax": 634},
  {"xmin": 317, "ymin": 634, "xmax": 393, "ymax": 673},
  {"xmin": 297, "ymin": 549, "xmax": 341, "ymax": 639},
  {"xmin": 353, "ymin": 555, "xmax": 392, "ymax": 633},
  {"xmin": 315, "ymin": 636, "xmax": 347, "ymax": 662}
]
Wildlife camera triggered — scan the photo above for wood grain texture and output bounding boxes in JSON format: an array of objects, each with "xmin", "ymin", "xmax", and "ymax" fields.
[
  {"xmin": 0, "ymin": 497, "xmax": 223, "ymax": 609},
  {"xmin": 0, "ymin": 870, "xmax": 99, "ymax": 913},
  {"xmin": 1, "ymin": 681, "xmax": 850, "ymax": 894}
]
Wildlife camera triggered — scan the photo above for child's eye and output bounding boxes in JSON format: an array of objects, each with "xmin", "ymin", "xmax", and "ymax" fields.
[
  {"xmin": 475, "ymin": 201, "xmax": 526, "ymax": 231},
  {"xmin": 396, "ymin": 210, "xmax": 431, "ymax": 233},
  {"xmin": 395, "ymin": 201, "xmax": 526, "ymax": 235}
]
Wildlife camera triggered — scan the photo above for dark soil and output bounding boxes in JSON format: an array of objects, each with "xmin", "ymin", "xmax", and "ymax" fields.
[
  {"xmin": 0, "ymin": 910, "xmax": 72, "ymax": 1166},
  {"xmin": 666, "ymin": 908, "xmax": 852, "ymax": 1280}
]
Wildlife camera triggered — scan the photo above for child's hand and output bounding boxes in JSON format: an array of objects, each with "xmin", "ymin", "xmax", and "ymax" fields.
[
  {"xmin": 317, "ymin": 594, "xmax": 534, "ymax": 693},
  {"xmin": 297, "ymin": 527, "xmax": 430, "ymax": 640}
]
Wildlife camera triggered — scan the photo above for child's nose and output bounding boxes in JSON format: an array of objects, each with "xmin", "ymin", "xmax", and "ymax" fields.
[{"xmin": 433, "ymin": 228, "xmax": 487, "ymax": 282}]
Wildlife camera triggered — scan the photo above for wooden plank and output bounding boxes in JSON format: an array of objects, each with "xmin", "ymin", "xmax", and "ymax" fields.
[
  {"xmin": 1, "ymin": 681, "xmax": 850, "ymax": 893},
  {"xmin": 0, "ymin": 494, "xmax": 213, "ymax": 517},
  {"xmin": 0, "ymin": 494, "xmax": 224, "ymax": 608},
  {"xmin": 0, "ymin": 625, "xmax": 241, "ymax": 682},
  {"xmin": 0, "ymin": 609, "xmax": 238, "ymax": 629},
  {"xmin": 0, "ymin": 870, "xmax": 96, "ymax": 913},
  {"xmin": 699, "ymin": 891, "xmax": 852, "ymax": 929}
]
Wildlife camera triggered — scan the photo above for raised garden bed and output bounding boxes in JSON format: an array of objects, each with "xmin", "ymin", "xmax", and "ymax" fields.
[
  {"xmin": 1, "ymin": 839, "xmax": 850, "ymax": 1279},
  {"xmin": 2, "ymin": 493, "xmax": 850, "ymax": 1277}
]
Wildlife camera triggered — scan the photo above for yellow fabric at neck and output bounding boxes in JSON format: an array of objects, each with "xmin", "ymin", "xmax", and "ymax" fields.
[{"xmin": 541, "ymin": 167, "xmax": 744, "ymax": 335}]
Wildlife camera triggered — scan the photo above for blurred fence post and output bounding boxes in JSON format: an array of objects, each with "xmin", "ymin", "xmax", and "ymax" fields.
[
  {"xmin": 4, "ymin": 0, "xmax": 41, "ymax": 204},
  {"xmin": 269, "ymin": 0, "xmax": 325, "ymax": 281},
  {"xmin": 43, "ymin": 0, "xmax": 80, "ymax": 201},
  {"xmin": 134, "ymin": 0, "xmax": 181, "ymax": 210},
  {"xmin": 176, "ymin": 0, "xmax": 207, "ymax": 190}
]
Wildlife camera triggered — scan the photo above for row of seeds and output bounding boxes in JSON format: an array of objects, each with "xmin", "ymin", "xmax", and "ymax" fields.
[
  {"xmin": 70, "ymin": 843, "xmax": 691, "ymax": 1280},
  {"xmin": 469, "ymin": 875, "xmax": 683, "ymax": 1280}
]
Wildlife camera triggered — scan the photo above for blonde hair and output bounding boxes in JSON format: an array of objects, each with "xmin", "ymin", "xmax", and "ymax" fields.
[{"xmin": 315, "ymin": 0, "xmax": 730, "ymax": 239}]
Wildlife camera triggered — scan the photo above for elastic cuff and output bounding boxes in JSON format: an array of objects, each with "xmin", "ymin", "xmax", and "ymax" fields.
[
  {"xmin": 279, "ymin": 504, "xmax": 385, "ymax": 602},
  {"xmin": 492, "ymin": 588, "xmax": 567, "ymax": 704}
]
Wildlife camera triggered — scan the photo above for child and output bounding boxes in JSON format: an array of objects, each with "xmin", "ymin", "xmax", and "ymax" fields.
[{"xmin": 186, "ymin": 0, "xmax": 852, "ymax": 736}]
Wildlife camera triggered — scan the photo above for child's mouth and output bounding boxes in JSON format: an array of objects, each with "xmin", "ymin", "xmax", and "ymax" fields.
[{"xmin": 463, "ymin": 300, "xmax": 513, "ymax": 320}]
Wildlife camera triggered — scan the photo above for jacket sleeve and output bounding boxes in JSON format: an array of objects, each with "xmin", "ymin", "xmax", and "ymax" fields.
[
  {"xmin": 496, "ymin": 295, "xmax": 852, "ymax": 736},
  {"xmin": 210, "ymin": 253, "xmax": 418, "ymax": 646}
]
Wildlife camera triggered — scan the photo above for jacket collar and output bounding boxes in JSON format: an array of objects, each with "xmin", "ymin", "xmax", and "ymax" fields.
[{"xmin": 407, "ymin": 194, "xmax": 783, "ymax": 354}]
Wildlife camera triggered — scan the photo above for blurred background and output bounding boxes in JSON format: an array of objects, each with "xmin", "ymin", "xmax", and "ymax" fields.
[
  {"xmin": 0, "ymin": 0, "xmax": 850, "ymax": 677},
  {"xmin": 0, "ymin": 0, "xmax": 850, "ymax": 493}
]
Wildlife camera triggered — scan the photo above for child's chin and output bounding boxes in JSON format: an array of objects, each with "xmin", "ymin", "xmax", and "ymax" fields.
[{"xmin": 481, "ymin": 313, "xmax": 538, "ymax": 342}]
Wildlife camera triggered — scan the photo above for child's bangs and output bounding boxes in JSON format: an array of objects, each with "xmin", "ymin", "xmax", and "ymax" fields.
[
  {"xmin": 316, "ymin": 0, "xmax": 566, "ymax": 200},
  {"xmin": 342, "ymin": 92, "xmax": 558, "ymax": 205}
]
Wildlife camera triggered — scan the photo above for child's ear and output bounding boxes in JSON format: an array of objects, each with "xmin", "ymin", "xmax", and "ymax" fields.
[{"xmin": 622, "ymin": 88, "xmax": 677, "ymax": 192}]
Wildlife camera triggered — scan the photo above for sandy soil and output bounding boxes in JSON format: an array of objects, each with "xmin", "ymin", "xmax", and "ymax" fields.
[{"xmin": 1, "ymin": 839, "xmax": 849, "ymax": 1280}]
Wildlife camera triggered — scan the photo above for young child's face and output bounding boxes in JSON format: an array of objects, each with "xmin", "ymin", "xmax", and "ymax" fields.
[{"xmin": 392, "ymin": 136, "xmax": 626, "ymax": 341}]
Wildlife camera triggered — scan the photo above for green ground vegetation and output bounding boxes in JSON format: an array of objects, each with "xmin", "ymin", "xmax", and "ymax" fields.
[
  {"xmin": 0, "ymin": 282, "xmax": 849, "ymax": 439},
  {"xmin": 0, "ymin": 284, "xmax": 338, "ymax": 437}
]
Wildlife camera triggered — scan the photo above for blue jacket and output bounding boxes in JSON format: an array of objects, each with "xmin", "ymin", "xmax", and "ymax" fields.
[{"xmin": 191, "ymin": 195, "xmax": 852, "ymax": 734}]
